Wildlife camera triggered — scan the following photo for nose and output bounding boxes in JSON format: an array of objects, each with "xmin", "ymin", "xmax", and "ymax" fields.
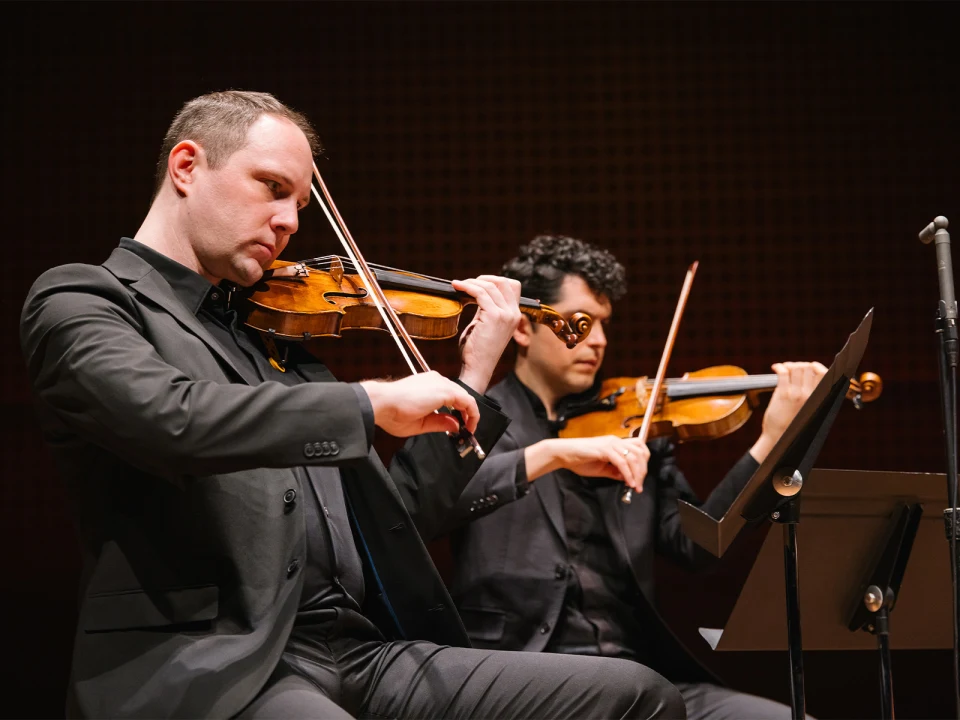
[
  {"xmin": 587, "ymin": 322, "xmax": 607, "ymax": 348},
  {"xmin": 271, "ymin": 199, "xmax": 299, "ymax": 237}
]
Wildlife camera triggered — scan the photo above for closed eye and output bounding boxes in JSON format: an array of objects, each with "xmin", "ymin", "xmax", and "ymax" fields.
[{"xmin": 263, "ymin": 178, "xmax": 308, "ymax": 211}]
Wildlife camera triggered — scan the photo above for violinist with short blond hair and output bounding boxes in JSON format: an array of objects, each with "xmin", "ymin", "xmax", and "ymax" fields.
[{"xmin": 21, "ymin": 92, "xmax": 684, "ymax": 719}]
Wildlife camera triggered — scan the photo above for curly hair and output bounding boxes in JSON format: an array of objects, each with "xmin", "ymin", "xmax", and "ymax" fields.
[{"xmin": 501, "ymin": 235, "xmax": 626, "ymax": 305}]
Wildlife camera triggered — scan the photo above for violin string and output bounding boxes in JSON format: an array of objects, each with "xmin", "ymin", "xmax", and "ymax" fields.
[
  {"xmin": 299, "ymin": 257, "xmax": 458, "ymax": 298},
  {"xmin": 296, "ymin": 257, "xmax": 545, "ymax": 311},
  {"xmin": 308, "ymin": 167, "xmax": 432, "ymax": 375},
  {"xmin": 301, "ymin": 255, "xmax": 454, "ymax": 286},
  {"xmin": 633, "ymin": 374, "xmax": 779, "ymax": 401},
  {"xmin": 636, "ymin": 375, "xmax": 777, "ymax": 387}
]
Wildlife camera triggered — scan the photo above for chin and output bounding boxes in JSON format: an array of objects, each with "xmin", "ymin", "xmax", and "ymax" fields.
[
  {"xmin": 233, "ymin": 261, "xmax": 266, "ymax": 287},
  {"xmin": 565, "ymin": 373, "xmax": 596, "ymax": 394}
]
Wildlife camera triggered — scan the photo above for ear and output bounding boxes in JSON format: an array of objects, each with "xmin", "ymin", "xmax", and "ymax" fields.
[
  {"xmin": 513, "ymin": 314, "xmax": 535, "ymax": 349},
  {"xmin": 167, "ymin": 140, "xmax": 203, "ymax": 197}
]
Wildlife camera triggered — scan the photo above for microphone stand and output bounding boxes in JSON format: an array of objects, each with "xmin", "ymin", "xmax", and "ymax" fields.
[{"xmin": 921, "ymin": 216, "xmax": 960, "ymax": 718}]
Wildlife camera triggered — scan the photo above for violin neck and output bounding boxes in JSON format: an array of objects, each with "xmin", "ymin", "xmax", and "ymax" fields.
[
  {"xmin": 518, "ymin": 297, "xmax": 547, "ymax": 314},
  {"xmin": 372, "ymin": 267, "xmax": 545, "ymax": 312},
  {"xmin": 373, "ymin": 268, "xmax": 460, "ymax": 297},
  {"xmin": 664, "ymin": 374, "xmax": 778, "ymax": 399}
]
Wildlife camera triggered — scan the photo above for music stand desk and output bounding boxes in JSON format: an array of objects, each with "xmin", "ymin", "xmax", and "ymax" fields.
[{"xmin": 700, "ymin": 469, "xmax": 952, "ymax": 652}]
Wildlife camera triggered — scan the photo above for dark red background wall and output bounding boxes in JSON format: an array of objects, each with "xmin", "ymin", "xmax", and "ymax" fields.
[{"xmin": 3, "ymin": 3, "xmax": 958, "ymax": 716}]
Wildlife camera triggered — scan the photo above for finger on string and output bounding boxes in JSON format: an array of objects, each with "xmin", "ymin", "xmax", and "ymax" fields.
[
  {"xmin": 452, "ymin": 278, "xmax": 501, "ymax": 313},
  {"xmin": 772, "ymin": 362, "xmax": 789, "ymax": 389},
  {"xmin": 475, "ymin": 274, "xmax": 522, "ymax": 304},
  {"xmin": 474, "ymin": 278, "xmax": 509, "ymax": 310}
]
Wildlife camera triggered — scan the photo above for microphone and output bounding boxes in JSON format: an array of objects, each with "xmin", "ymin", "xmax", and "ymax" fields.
[
  {"xmin": 920, "ymin": 216, "xmax": 957, "ymax": 363},
  {"xmin": 920, "ymin": 215, "xmax": 960, "ymax": 717},
  {"xmin": 920, "ymin": 215, "xmax": 950, "ymax": 244}
]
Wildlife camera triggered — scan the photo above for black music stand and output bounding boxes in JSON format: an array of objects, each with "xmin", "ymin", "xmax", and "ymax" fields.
[
  {"xmin": 698, "ymin": 470, "xmax": 952, "ymax": 718},
  {"xmin": 678, "ymin": 309, "xmax": 874, "ymax": 719}
]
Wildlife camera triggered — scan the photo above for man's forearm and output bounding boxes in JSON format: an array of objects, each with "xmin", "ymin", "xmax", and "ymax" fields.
[
  {"xmin": 747, "ymin": 432, "xmax": 777, "ymax": 465},
  {"xmin": 523, "ymin": 439, "xmax": 565, "ymax": 482}
]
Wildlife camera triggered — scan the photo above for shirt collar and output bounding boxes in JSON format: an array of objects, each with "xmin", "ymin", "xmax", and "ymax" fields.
[
  {"xmin": 119, "ymin": 237, "xmax": 218, "ymax": 315},
  {"xmin": 509, "ymin": 372, "xmax": 605, "ymax": 425}
]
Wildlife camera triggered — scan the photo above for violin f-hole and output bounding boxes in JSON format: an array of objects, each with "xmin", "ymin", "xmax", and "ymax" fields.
[{"xmin": 322, "ymin": 288, "xmax": 369, "ymax": 306}]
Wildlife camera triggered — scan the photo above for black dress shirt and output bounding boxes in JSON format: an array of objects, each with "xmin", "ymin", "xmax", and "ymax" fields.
[
  {"xmin": 516, "ymin": 375, "xmax": 648, "ymax": 661},
  {"xmin": 119, "ymin": 238, "xmax": 373, "ymax": 626}
]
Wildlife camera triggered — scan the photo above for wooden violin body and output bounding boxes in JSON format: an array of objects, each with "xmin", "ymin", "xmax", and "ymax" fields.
[
  {"xmin": 242, "ymin": 257, "xmax": 593, "ymax": 347},
  {"xmin": 557, "ymin": 365, "xmax": 883, "ymax": 442}
]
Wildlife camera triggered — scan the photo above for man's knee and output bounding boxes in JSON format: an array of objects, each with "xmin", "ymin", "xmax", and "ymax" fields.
[{"xmin": 595, "ymin": 659, "xmax": 685, "ymax": 720}]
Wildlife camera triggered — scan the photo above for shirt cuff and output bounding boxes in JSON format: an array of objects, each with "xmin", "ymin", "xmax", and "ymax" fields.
[
  {"xmin": 453, "ymin": 378, "xmax": 503, "ymax": 411},
  {"xmin": 349, "ymin": 383, "xmax": 376, "ymax": 447},
  {"xmin": 514, "ymin": 449, "xmax": 530, "ymax": 498}
]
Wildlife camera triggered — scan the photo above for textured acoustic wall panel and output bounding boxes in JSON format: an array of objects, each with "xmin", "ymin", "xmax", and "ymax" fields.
[{"xmin": 3, "ymin": 3, "xmax": 958, "ymax": 716}]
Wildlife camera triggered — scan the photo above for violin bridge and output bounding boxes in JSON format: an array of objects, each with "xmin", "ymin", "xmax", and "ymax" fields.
[{"xmin": 330, "ymin": 256, "xmax": 345, "ymax": 285}]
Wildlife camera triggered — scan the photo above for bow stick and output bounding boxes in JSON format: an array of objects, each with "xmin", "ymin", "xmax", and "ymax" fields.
[
  {"xmin": 622, "ymin": 261, "xmax": 698, "ymax": 503},
  {"xmin": 308, "ymin": 162, "xmax": 485, "ymax": 458}
]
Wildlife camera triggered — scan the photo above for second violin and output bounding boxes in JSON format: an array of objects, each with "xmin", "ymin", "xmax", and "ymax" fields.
[{"xmin": 557, "ymin": 365, "xmax": 883, "ymax": 443}]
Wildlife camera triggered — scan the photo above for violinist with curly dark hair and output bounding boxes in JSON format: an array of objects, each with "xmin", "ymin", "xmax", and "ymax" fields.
[{"xmin": 436, "ymin": 234, "xmax": 823, "ymax": 720}]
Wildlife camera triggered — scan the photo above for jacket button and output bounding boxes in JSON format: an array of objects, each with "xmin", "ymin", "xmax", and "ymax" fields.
[
  {"xmin": 321, "ymin": 441, "xmax": 331, "ymax": 456},
  {"xmin": 554, "ymin": 564, "xmax": 567, "ymax": 580},
  {"xmin": 539, "ymin": 622, "xmax": 551, "ymax": 634},
  {"xmin": 287, "ymin": 559, "xmax": 300, "ymax": 578},
  {"xmin": 330, "ymin": 441, "xmax": 340, "ymax": 455},
  {"xmin": 303, "ymin": 443, "xmax": 316, "ymax": 458},
  {"xmin": 283, "ymin": 489, "xmax": 297, "ymax": 506}
]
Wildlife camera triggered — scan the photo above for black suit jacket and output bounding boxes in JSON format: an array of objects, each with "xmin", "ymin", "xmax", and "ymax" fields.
[
  {"xmin": 439, "ymin": 373, "xmax": 758, "ymax": 683},
  {"xmin": 20, "ymin": 246, "xmax": 509, "ymax": 719}
]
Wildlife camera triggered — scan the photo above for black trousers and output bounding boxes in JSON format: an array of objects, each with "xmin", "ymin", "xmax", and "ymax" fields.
[{"xmin": 236, "ymin": 625, "xmax": 685, "ymax": 720}]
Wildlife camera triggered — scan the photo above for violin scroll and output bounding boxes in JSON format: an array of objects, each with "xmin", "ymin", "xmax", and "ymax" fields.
[
  {"xmin": 567, "ymin": 312, "xmax": 594, "ymax": 345},
  {"xmin": 529, "ymin": 306, "xmax": 594, "ymax": 349},
  {"xmin": 846, "ymin": 371, "xmax": 883, "ymax": 409}
]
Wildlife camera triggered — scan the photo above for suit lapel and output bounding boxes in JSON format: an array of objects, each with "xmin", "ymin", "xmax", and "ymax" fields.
[
  {"xmin": 598, "ymin": 482, "xmax": 648, "ymax": 590},
  {"xmin": 495, "ymin": 375, "xmax": 568, "ymax": 545},
  {"xmin": 103, "ymin": 248, "xmax": 259, "ymax": 386},
  {"xmin": 533, "ymin": 474, "xmax": 567, "ymax": 547}
]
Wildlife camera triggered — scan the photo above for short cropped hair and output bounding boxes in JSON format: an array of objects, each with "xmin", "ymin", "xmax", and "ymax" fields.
[
  {"xmin": 501, "ymin": 235, "xmax": 626, "ymax": 305},
  {"xmin": 153, "ymin": 90, "xmax": 322, "ymax": 197}
]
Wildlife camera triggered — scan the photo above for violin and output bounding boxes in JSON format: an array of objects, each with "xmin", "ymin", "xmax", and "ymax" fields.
[
  {"xmin": 242, "ymin": 256, "xmax": 594, "ymax": 348},
  {"xmin": 557, "ymin": 365, "xmax": 883, "ymax": 443}
]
